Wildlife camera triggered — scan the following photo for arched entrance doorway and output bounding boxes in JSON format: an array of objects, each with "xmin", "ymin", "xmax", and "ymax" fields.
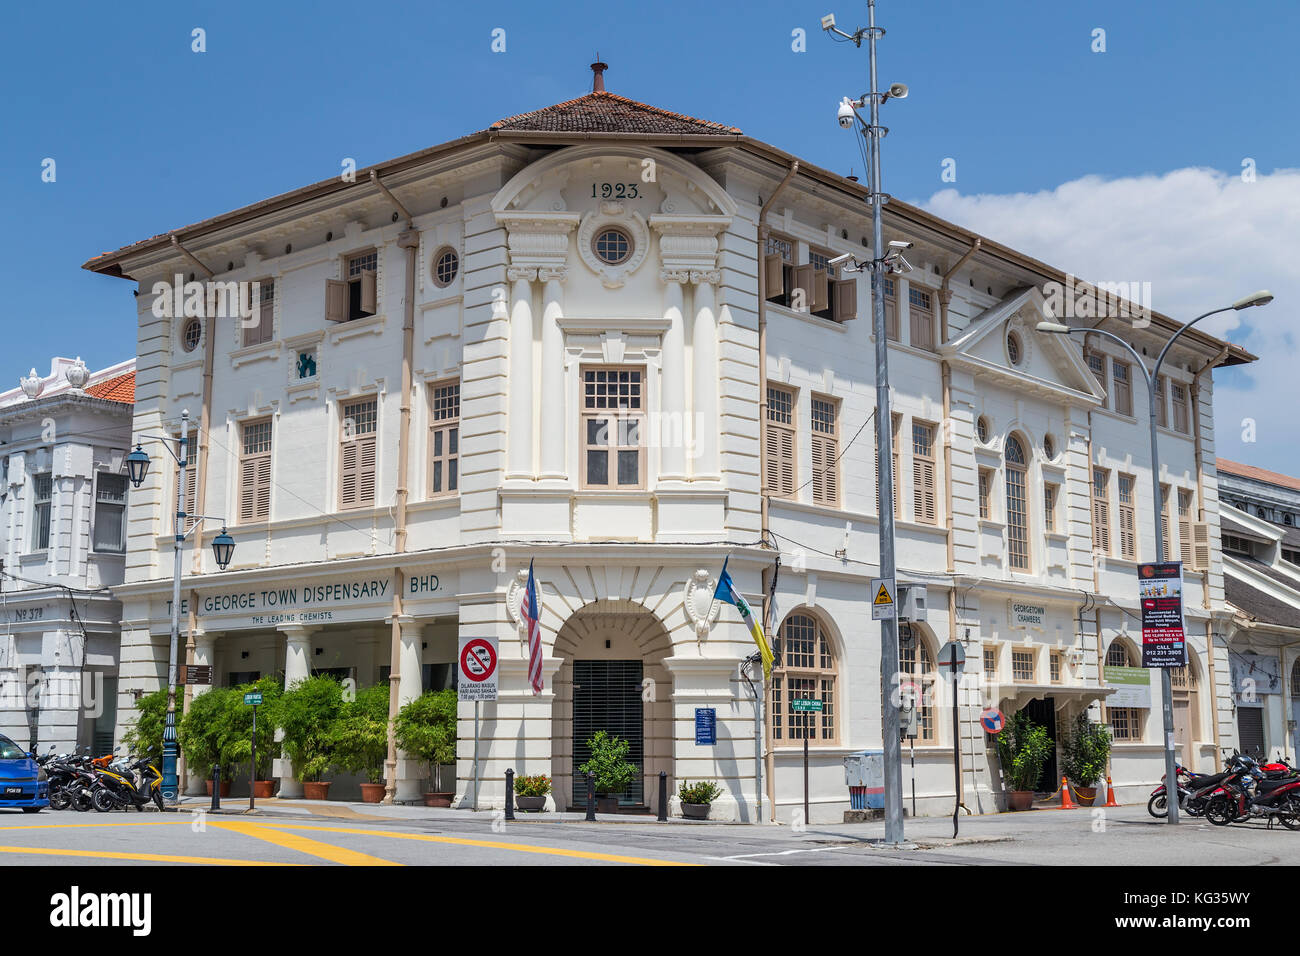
[{"xmin": 551, "ymin": 600, "xmax": 672, "ymax": 811}]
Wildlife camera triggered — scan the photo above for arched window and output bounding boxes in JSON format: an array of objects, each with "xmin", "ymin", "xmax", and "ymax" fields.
[
  {"xmin": 771, "ymin": 612, "xmax": 838, "ymax": 744},
  {"xmin": 1005, "ymin": 435, "xmax": 1030, "ymax": 571},
  {"xmin": 898, "ymin": 624, "xmax": 936, "ymax": 741},
  {"xmin": 1104, "ymin": 640, "xmax": 1144, "ymax": 742}
]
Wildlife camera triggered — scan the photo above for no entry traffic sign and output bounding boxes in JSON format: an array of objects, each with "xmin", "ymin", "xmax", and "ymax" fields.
[
  {"xmin": 980, "ymin": 708, "xmax": 1005, "ymax": 734},
  {"xmin": 458, "ymin": 636, "xmax": 499, "ymax": 701}
]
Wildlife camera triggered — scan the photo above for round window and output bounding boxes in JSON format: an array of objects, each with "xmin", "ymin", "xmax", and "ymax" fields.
[
  {"xmin": 1007, "ymin": 331, "xmax": 1023, "ymax": 365},
  {"xmin": 592, "ymin": 227, "xmax": 632, "ymax": 266},
  {"xmin": 1043, "ymin": 434, "xmax": 1055, "ymax": 459},
  {"xmin": 181, "ymin": 318, "xmax": 202, "ymax": 353},
  {"xmin": 432, "ymin": 247, "xmax": 459, "ymax": 287},
  {"xmin": 977, "ymin": 416, "xmax": 990, "ymax": 444}
]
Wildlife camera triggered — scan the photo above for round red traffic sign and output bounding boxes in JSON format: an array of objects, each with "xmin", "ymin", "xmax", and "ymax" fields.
[
  {"xmin": 980, "ymin": 708, "xmax": 1005, "ymax": 734},
  {"xmin": 460, "ymin": 639, "xmax": 497, "ymax": 683}
]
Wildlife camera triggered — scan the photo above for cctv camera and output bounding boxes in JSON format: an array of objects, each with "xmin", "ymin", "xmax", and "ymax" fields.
[
  {"xmin": 837, "ymin": 98, "xmax": 856, "ymax": 129},
  {"xmin": 828, "ymin": 253, "xmax": 855, "ymax": 267},
  {"xmin": 888, "ymin": 240, "xmax": 913, "ymax": 250}
]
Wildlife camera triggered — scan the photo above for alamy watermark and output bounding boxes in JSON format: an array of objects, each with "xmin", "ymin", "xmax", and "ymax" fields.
[
  {"xmin": 149, "ymin": 274, "xmax": 262, "ymax": 328},
  {"xmin": 1041, "ymin": 273, "xmax": 1152, "ymax": 328}
]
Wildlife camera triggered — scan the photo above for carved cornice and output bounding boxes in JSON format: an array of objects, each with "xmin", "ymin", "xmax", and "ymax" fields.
[
  {"xmin": 495, "ymin": 211, "xmax": 581, "ymax": 234},
  {"xmin": 507, "ymin": 266, "xmax": 538, "ymax": 283},
  {"xmin": 690, "ymin": 269, "xmax": 721, "ymax": 286},
  {"xmin": 660, "ymin": 269, "xmax": 691, "ymax": 284},
  {"xmin": 647, "ymin": 214, "xmax": 732, "ymax": 237},
  {"xmin": 537, "ymin": 266, "xmax": 569, "ymax": 283}
]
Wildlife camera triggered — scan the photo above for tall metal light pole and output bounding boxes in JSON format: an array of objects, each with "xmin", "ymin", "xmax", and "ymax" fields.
[
  {"xmin": 824, "ymin": 1, "xmax": 910, "ymax": 845},
  {"xmin": 1037, "ymin": 289, "xmax": 1272, "ymax": 824},
  {"xmin": 125, "ymin": 409, "xmax": 236, "ymax": 802}
]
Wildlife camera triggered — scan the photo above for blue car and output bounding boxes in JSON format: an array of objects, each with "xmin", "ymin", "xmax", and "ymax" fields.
[{"xmin": 0, "ymin": 735, "xmax": 49, "ymax": 812}]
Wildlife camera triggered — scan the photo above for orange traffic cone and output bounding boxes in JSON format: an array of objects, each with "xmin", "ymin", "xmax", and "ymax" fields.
[
  {"xmin": 1104, "ymin": 775, "xmax": 1121, "ymax": 808},
  {"xmin": 1060, "ymin": 775, "xmax": 1077, "ymax": 809}
]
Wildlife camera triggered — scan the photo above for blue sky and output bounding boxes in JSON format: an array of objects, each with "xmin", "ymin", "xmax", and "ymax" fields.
[{"xmin": 4, "ymin": 0, "xmax": 1297, "ymax": 467}]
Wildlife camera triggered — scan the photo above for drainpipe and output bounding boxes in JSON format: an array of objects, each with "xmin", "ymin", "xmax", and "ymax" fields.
[
  {"xmin": 937, "ymin": 239, "xmax": 978, "ymax": 812},
  {"xmin": 758, "ymin": 161, "xmax": 797, "ymax": 823},
  {"xmin": 374, "ymin": 170, "xmax": 418, "ymax": 805}
]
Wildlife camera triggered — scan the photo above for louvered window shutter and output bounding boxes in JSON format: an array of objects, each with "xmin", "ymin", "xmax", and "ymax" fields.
[
  {"xmin": 326, "ymin": 279, "xmax": 348, "ymax": 322},
  {"xmin": 358, "ymin": 436, "xmax": 377, "ymax": 504},
  {"xmin": 765, "ymin": 425, "xmax": 795, "ymax": 498},
  {"xmin": 184, "ymin": 458, "xmax": 198, "ymax": 531},
  {"xmin": 792, "ymin": 264, "xmax": 814, "ymax": 312},
  {"xmin": 1192, "ymin": 522, "xmax": 1211, "ymax": 571},
  {"xmin": 1093, "ymin": 497, "xmax": 1110, "ymax": 553},
  {"xmin": 1179, "ymin": 516, "xmax": 1193, "ymax": 565},
  {"xmin": 823, "ymin": 435, "xmax": 839, "ymax": 504},
  {"xmin": 833, "ymin": 278, "xmax": 858, "ymax": 322},
  {"xmin": 239, "ymin": 457, "xmax": 257, "ymax": 523},
  {"xmin": 812, "ymin": 270, "xmax": 829, "ymax": 312},
  {"xmin": 913, "ymin": 457, "xmax": 936, "ymax": 524},
  {"xmin": 255, "ymin": 456, "xmax": 271, "ymax": 520},
  {"xmin": 340, "ymin": 441, "xmax": 359, "ymax": 509},
  {"xmin": 360, "ymin": 269, "xmax": 377, "ymax": 314},
  {"xmin": 811, "ymin": 433, "xmax": 825, "ymax": 503},
  {"xmin": 885, "ymin": 294, "xmax": 898, "ymax": 340},
  {"xmin": 764, "ymin": 254, "xmax": 786, "ymax": 299}
]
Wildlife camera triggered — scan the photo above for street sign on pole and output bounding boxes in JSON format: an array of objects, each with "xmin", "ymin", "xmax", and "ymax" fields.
[
  {"xmin": 457, "ymin": 636, "xmax": 499, "ymax": 702},
  {"xmin": 937, "ymin": 641, "xmax": 967, "ymax": 837},
  {"xmin": 980, "ymin": 708, "xmax": 1005, "ymax": 735},
  {"xmin": 1138, "ymin": 562, "xmax": 1188, "ymax": 668},
  {"xmin": 243, "ymin": 691, "xmax": 263, "ymax": 707},
  {"xmin": 790, "ymin": 698, "xmax": 824, "ymax": 713},
  {"xmin": 870, "ymin": 578, "xmax": 896, "ymax": 621}
]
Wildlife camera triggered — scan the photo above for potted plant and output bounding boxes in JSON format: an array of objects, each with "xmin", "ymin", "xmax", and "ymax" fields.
[
  {"xmin": 995, "ymin": 711, "xmax": 1052, "ymax": 811},
  {"xmin": 578, "ymin": 731, "xmax": 639, "ymax": 813},
  {"xmin": 395, "ymin": 689, "xmax": 457, "ymax": 807},
  {"xmin": 514, "ymin": 774, "xmax": 551, "ymax": 812},
  {"xmin": 179, "ymin": 686, "xmax": 237, "ymax": 796},
  {"xmin": 332, "ymin": 682, "xmax": 391, "ymax": 802},
  {"xmin": 1063, "ymin": 713, "xmax": 1112, "ymax": 806},
  {"xmin": 678, "ymin": 780, "xmax": 723, "ymax": 820},
  {"xmin": 226, "ymin": 677, "xmax": 282, "ymax": 798},
  {"xmin": 278, "ymin": 675, "xmax": 344, "ymax": 799}
]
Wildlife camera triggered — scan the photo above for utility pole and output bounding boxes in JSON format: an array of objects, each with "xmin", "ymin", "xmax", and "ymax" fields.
[{"xmin": 824, "ymin": 0, "xmax": 910, "ymax": 845}]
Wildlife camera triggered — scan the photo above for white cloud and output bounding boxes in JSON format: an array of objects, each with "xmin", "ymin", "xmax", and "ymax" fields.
[{"xmin": 922, "ymin": 167, "xmax": 1300, "ymax": 476}]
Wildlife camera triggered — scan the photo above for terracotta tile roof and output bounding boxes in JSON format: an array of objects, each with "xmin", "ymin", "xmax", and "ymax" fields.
[
  {"xmin": 1217, "ymin": 457, "xmax": 1300, "ymax": 494},
  {"xmin": 491, "ymin": 91, "xmax": 741, "ymax": 136},
  {"xmin": 83, "ymin": 371, "xmax": 135, "ymax": 405}
]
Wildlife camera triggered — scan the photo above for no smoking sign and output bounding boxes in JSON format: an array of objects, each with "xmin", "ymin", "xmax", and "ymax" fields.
[{"xmin": 458, "ymin": 635, "xmax": 499, "ymax": 701}]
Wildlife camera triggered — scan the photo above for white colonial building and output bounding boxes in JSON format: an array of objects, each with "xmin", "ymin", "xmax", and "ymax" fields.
[
  {"xmin": 85, "ymin": 64, "xmax": 1249, "ymax": 820},
  {"xmin": 0, "ymin": 357, "xmax": 135, "ymax": 755}
]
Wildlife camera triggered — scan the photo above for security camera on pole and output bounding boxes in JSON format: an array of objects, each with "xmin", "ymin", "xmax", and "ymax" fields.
[{"xmin": 823, "ymin": 1, "xmax": 910, "ymax": 846}]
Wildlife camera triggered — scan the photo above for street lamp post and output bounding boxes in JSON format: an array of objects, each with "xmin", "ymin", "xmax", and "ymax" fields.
[
  {"xmin": 1037, "ymin": 289, "xmax": 1272, "ymax": 824},
  {"xmin": 823, "ymin": 0, "xmax": 910, "ymax": 845},
  {"xmin": 125, "ymin": 408, "xmax": 236, "ymax": 803}
]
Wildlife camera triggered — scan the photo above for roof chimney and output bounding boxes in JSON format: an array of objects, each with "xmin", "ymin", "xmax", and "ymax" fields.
[{"xmin": 590, "ymin": 56, "xmax": 608, "ymax": 93}]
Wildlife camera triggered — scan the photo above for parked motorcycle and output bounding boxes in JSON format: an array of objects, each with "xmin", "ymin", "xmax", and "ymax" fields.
[
  {"xmin": 92, "ymin": 752, "xmax": 164, "ymax": 812},
  {"xmin": 1205, "ymin": 755, "xmax": 1300, "ymax": 828},
  {"xmin": 1147, "ymin": 753, "xmax": 1259, "ymax": 819}
]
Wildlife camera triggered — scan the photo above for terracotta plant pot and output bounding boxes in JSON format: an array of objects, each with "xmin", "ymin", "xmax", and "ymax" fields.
[
  {"xmin": 204, "ymin": 780, "xmax": 232, "ymax": 798},
  {"xmin": 1073, "ymin": 785, "xmax": 1097, "ymax": 806},
  {"xmin": 359, "ymin": 783, "xmax": 385, "ymax": 803},
  {"xmin": 302, "ymin": 781, "xmax": 331, "ymax": 800},
  {"xmin": 682, "ymin": 802, "xmax": 710, "ymax": 820},
  {"xmin": 252, "ymin": 780, "xmax": 276, "ymax": 799},
  {"xmin": 1006, "ymin": 790, "xmax": 1035, "ymax": 812},
  {"xmin": 423, "ymin": 792, "xmax": 453, "ymax": 808},
  {"xmin": 595, "ymin": 796, "xmax": 619, "ymax": 814},
  {"xmin": 516, "ymin": 795, "xmax": 546, "ymax": 812}
]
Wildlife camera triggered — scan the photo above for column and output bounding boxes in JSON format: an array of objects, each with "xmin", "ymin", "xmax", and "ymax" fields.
[
  {"xmin": 507, "ymin": 267, "xmax": 537, "ymax": 478},
  {"xmin": 538, "ymin": 268, "xmax": 567, "ymax": 479},
  {"xmin": 276, "ymin": 624, "xmax": 316, "ymax": 798},
  {"xmin": 690, "ymin": 271, "xmax": 721, "ymax": 479},
  {"xmin": 395, "ymin": 618, "xmax": 425, "ymax": 802},
  {"xmin": 183, "ymin": 632, "xmax": 215, "ymax": 795},
  {"xmin": 660, "ymin": 272, "xmax": 689, "ymax": 480}
]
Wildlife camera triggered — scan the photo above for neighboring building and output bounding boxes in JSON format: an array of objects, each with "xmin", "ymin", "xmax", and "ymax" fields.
[
  {"xmin": 0, "ymin": 357, "xmax": 135, "ymax": 754},
  {"xmin": 1216, "ymin": 458, "xmax": 1300, "ymax": 761},
  {"xmin": 84, "ymin": 63, "xmax": 1250, "ymax": 819}
]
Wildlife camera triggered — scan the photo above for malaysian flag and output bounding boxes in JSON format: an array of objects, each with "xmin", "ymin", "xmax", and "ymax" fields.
[{"xmin": 522, "ymin": 559, "xmax": 543, "ymax": 695}]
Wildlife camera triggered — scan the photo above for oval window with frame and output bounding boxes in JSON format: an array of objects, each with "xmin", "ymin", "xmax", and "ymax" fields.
[
  {"xmin": 432, "ymin": 246, "xmax": 459, "ymax": 287},
  {"xmin": 1007, "ymin": 331, "xmax": 1023, "ymax": 365},
  {"xmin": 592, "ymin": 227, "xmax": 632, "ymax": 266},
  {"xmin": 181, "ymin": 318, "xmax": 202, "ymax": 353}
]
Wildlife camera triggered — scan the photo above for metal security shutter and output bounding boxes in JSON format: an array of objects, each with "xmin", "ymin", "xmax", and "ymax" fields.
[
  {"xmin": 1237, "ymin": 707, "xmax": 1265, "ymax": 759},
  {"xmin": 572, "ymin": 660, "xmax": 644, "ymax": 806}
]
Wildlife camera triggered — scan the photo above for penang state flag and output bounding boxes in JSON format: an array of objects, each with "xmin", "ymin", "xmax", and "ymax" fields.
[
  {"xmin": 522, "ymin": 559, "xmax": 544, "ymax": 695},
  {"xmin": 713, "ymin": 557, "xmax": 775, "ymax": 681}
]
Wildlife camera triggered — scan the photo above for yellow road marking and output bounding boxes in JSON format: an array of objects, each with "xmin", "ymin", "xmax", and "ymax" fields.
[
  {"xmin": 208, "ymin": 820, "xmax": 402, "ymax": 866},
  {"xmin": 0, "ymin": 844, "xmax": 296, "ymax": 866},
  {"xmin": 242, "ymin": 821, "xmax": 698, "ymax": 866}
]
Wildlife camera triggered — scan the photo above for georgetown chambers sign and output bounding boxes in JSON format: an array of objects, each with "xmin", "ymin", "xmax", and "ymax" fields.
[
  {"xmin": 164, "ymin": 574, "xmax": 440, "ymax": 627},
  {"xmin": 1008, "ymin": 601, "xmax": 1047, "ymax": 629}
]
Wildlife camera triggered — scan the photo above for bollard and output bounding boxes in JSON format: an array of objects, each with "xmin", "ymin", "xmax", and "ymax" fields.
[
  {"xmin": 505, "ymin": 768, "xmax": 515, "ymax": 821},
  {"xmin": 657, "ymin": 770, "xmax": 667, "ymax": 822},
  {"xmin": 585, "ymin": 771, "xmax": 596, "ymax": 821},
  {"xmin": 210, "ymin": 765, "xmax": 221, "ymax": 812}
]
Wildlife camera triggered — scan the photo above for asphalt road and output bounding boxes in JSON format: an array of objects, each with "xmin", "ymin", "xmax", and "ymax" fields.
[{"xmin": 2, "ymin": 800, "xmax": 1299, "ymax": 866}]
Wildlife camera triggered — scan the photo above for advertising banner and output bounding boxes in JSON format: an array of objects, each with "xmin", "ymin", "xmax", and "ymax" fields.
[{"xmin": 1138, "ymin": 561, "xmax": 1188, "ymax": 668}]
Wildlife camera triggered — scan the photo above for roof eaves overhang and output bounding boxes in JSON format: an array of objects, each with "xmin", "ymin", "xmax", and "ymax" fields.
[{"xmin": 728, "ymin": 135, "xmax": 1257, "ymax": 371}]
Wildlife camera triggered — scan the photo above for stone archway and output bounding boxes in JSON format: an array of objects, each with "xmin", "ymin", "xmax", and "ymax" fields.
[{"xmin": 551, "ymin": 600, "xmax": 673, "ymax": 811}]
